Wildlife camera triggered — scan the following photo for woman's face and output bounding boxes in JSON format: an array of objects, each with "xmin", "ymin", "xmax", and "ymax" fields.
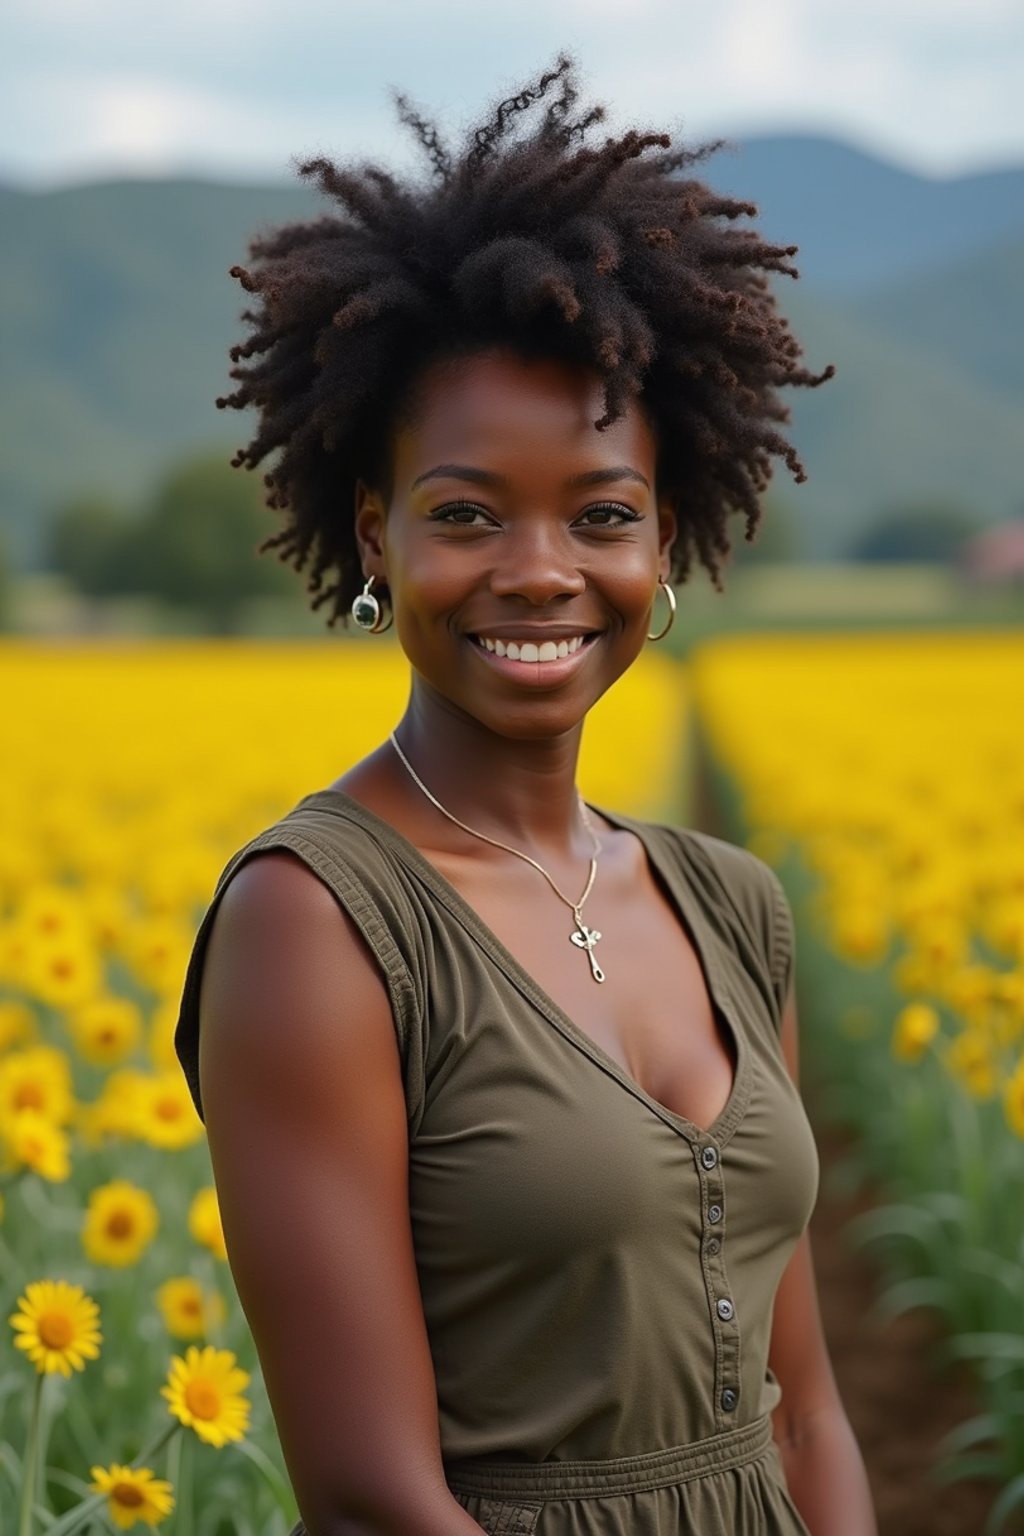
[{"xmin": 354, "ymin": 347, "xmax": 677, "ymax": 741}]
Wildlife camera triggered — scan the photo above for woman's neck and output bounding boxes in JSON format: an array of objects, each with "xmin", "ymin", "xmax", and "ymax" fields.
[{"xmin": 389, "ymin": 694, "xmax": 589, "ymax": 859}]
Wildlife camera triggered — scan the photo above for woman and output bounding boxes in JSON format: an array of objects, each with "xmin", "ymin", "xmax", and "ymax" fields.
[{"xmin": 174, "ymin": 53, "xmax": 876, "ymax": 1536}]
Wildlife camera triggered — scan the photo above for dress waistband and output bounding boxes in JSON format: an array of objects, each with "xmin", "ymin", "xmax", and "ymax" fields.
[{"xmin": 443, "ymin": 1413, "xmax": 775, "ymax": 1500}]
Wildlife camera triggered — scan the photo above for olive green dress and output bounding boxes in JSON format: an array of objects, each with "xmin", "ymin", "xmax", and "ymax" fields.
[{"xmin": 174, "ymin": 788, "xmax": 820, "ymax": 1536}]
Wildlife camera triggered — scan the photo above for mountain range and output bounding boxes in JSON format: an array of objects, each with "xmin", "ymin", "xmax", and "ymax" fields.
[{"xmin": 1, "ymin": 133, "xmax": 1021, "ymax": 572}]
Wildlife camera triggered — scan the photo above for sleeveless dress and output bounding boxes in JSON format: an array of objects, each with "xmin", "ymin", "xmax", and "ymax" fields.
[{"xmin": 174, "ymin": 788, "xmax": 820, "ymax": 1536}]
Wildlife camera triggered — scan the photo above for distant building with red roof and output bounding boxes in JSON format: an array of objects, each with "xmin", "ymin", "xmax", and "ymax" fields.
[{"xmin": 957, "ymin": 519, "xmax": 1024, "ymax": 586}]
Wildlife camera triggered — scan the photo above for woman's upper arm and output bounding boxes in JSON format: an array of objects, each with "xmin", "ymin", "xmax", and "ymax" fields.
[
  {"xmin": 767, "ymin": 981, "xmax": 845, "ymax": 1445},
  {"xmin": 196, "ymin": 848, "xmax": 455, "ymax": 1534}
]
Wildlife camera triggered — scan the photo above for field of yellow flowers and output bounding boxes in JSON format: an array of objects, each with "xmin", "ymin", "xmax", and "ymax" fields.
[
  {"xmin": 693, "ymin": 629, "xmax": 1024, "ymax": 1533},
  {"xmin": 0, "ymin": 639, "xmax": 687, "ymax": 1535}
]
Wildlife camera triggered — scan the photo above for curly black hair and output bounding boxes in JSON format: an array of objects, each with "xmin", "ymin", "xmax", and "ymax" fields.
[{"xmin": 217, "ymin": 51, "xmax": 834, "ymax": 627}]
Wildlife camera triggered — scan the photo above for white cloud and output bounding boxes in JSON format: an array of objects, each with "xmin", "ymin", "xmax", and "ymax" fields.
[{"xmin": 2, "ymin": 0, "xmax": 1022, "ymax": 185}]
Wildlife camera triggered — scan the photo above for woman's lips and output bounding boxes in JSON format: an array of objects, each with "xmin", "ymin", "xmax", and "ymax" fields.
[{"xmin": 466, "ymin": 632, "xmax": 600, "ymax": 685}]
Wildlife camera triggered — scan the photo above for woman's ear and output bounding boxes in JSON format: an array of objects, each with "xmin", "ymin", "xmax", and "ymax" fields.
[
  {"xmin": 354, "ymin": 478, "xmax": 388, "ymax": 577},
  {"xmin": 656, "ymin": 494, "xmax": 677, "ymax": 581}
]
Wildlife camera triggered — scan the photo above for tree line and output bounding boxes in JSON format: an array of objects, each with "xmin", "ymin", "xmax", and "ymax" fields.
[{"xmin": 29, "ymin": 449, "xmax": 993, "ymax": 636}]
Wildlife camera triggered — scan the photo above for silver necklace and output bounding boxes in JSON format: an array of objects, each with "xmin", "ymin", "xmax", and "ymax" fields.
[{"xmin": 388, "ymin": 730, "xmax": 606, "ymax": 983}]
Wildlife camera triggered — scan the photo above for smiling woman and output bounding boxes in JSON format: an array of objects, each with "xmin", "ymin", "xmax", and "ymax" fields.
[{"xmin": 174, "ymin": 49, "xmax": 873, "ymax": 1536}]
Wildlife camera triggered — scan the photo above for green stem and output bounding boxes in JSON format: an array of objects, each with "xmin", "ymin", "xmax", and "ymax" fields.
[
  {"xmin": 0, "ymin": 1225, "xmax": 28, "ymax": 1287},
  {"xmin": 41, "ymin": 1420, "xmax": 182, "ymax": 1536},
  {"xmin": 18, "ymin": 1372, "xmax": 45, "ymax": 1536},
  {"xmin": 168, "ymin": 1426, "xmax": 190, "ymax": 1534}
]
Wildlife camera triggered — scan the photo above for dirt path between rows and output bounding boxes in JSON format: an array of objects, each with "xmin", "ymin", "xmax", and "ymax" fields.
[{"xmin": 806, "ymin": 1112, "xmax": 1018, "ymax": 1536}]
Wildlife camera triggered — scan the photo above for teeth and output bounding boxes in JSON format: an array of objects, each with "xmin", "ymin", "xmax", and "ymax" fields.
[{"xmin": 476, "ymin": 634, "xmax": 591, "ymax": 662}]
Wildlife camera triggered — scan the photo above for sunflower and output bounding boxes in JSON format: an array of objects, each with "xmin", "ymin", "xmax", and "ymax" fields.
[
  {"xmin": 16, "ymin": 883, "xmax": 88, "ymax": 945},
  {"xmin": 134, "ymin": 1071, "xmax": 204, "ymax": 1150},
  {"xmin": 188, "ymin": 1187, "xmax": 227, "ymax": 1261},
  {"xmin": 1004, "ymin": 1060, "xmax": 1024, "ymax": 1139},
  {"xmin": 9, "ymin": 1278, "xmax": 102, "ymax": 1376},
  {"xmin": 20, "ymin": 929, "xmax": 103, "ymax": 1010},
  {"xmin": 124, "ymin": 915, "xmax": 191, "ymax": 995},
  {"xmin": 0, "ymin": 1044, "xmax": 76, "ymax": 1126},
  {"xmin": 80, "ymin": 880, "xmax": 133, "ymax": 952},
  {"xmin": 943, "ymin": 1027, "xmax": 997, "ymax": 1099},
  {"xmin": 68, "ymin": 996, "xmax": 141, "ymax": 1067},
  {"xmin": 88, "ymin": 1463, "xmax": 175, "ymax": 1529},
  {"xmin": 147, "ymin": 996, "xmax": 181, "ymax": 1072},
  {"xmin": 82, "ymin": 1179, "xmax": 160, "ymax": 1267},
  {"xmin": 0, "ymin": 998, "xmax": 36, "ymax": 1052},
  {"xmin": 156, "ymin": 1277, "xmax": 227, "ymax": 1340},
  {"xmin": 76, "ymin": 1067, "xmax": 152, "ymax": 1145},
  {"xmin": 161, "ymin": 1345, "xmax": 251, "ymax": 1446},
  {"xmin": 2, "ymin": 1106, "xmax": 71, "ymax": 1181},
  {"xmin": 891, "ymin": 1002, "xmax": 940, "ymax": 1064}
]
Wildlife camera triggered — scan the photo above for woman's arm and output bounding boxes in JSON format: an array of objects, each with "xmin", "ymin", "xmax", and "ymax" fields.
[
  {"xmin": 197, "ymin": 850, "xmax": 484, "ymax": 1536},
  {"xmin": 767, "ymin": 982, "xmax": 879, "ymax": 1536}
]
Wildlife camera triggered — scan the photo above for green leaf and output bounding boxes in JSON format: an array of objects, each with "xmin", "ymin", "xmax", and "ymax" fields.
[
  {"xmin": 0, "ymin": 1439, "xmax": 23, "ymax": 1484},
  {"xmin": 231, "ymin": 1437, "xmax": 296, "ymax": 1517},
  {"xmin": 946, "ymin": 1333, "xmax": 1024, "ymax": 1364},
  {"xmin": 872, "ymin": 1274, "xmax": 951, "ymax": 1324},
  {"xmin": 844, "ymin": 1202, "xmax": 943, "ymax": 1250},
  {"xmin": 959, "ymin": 1248, "xmax": 1024, "ymax": 1301},
  {"xmin": 930, "ymin": 1450, "xmax": 1008, "ymax": 1486},
  {"xmin": 921, "ymin": 1191, "xmax": 970, "ymax": 1223},
  {"xmin": 984, "ymin": 1472, "xmax": 1024, "ymax": 1536},
  {"xmin": 935, "ymin": 1413, "xmax": 1005, "ymax": 1457}
]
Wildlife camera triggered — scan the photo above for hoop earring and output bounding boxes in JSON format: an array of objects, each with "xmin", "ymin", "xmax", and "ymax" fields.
[
  {"xmin": 646, "ymin": 578, "xmax": 677, "ymax": 642},
  {"xmin": 350, "ymin": 574, "xmax": 394, "ymax": 634}
]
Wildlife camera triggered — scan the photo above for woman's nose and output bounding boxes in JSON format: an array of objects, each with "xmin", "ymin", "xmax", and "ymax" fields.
[{"xmin": 487, "ymin": 523, "xmax": 587, "ymax": 604}]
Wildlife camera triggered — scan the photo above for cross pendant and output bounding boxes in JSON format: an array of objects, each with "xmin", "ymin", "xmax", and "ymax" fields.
[{"xmin": 570, "ymin": 915, "xmax": 606, "ymax": 983}]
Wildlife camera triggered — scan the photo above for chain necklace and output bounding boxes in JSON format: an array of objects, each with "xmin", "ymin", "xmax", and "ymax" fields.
[{"xmin": 388, "ymin": 730, "xmax": 607, "ymax": 983}]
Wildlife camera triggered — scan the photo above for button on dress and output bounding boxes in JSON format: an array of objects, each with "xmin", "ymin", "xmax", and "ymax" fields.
[{"xmin": 174, "ymin": 789, "xmax": 820, "ymax": 1536}]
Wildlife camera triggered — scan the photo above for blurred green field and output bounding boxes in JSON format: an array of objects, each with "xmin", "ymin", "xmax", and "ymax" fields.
[{"xmin": 9, "ymin": 563, "xmax": 1023, "ymax": 648}]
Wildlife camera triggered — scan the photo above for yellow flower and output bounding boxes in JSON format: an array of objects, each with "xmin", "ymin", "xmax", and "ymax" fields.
[
  {"xmin": 76, "ymin": 1067, "xmax": 153, "ymax": 1145},
  {"xmin": 892, "ymin": 950, "xmax": 932, "ymax": 996},
  {"xmin": 80, "ymin": 881, "xmax": 133, "ymax": 952},
  {"xmin": 161, "ymin": 1344, "xmax": 251, "ymax": 1447},
  {"xmin": 123, "ymin": 916, "xmax": 191, "ymax": 996},
  {"xmin": 0, "ymin": 998, "xmax": 36, "ymax": 1052},
  {"xmin": 892, "ymin": 1002, "xmax": 940, "ymax": 1063},
  {"xmin": 9, "ymin": 1278, "xmax": 102, "ymax": 1376},
  {"xmin": 1004, "ymin": 1062, "xmax": 1024, "ymax": 1139},
  {"xmin": 0, "ymin": 1044, "xmax": 75, "ymax": 1127},
  {"xmin": 20, "ymin": 930, "xmax": 103, "ymax": 1010},
  {"xmin": 68, "ymin": 996, "xmax": 141, "ymax": 1067},
  {"xmin": 16, "ymin": 884, "xmax": 89, "ymax": 946},
  {"xmin": 829, "ymin": 900, "xmax": 890, "ymax": 965},
  {"xmin": 2, "ymin": 1107, "xmax": 71, "ymax": 1181},
  {"xmin": 943, "ymin": 1029, "xmax": 997, "ymax": 1099},
  {"xmin": 188, "ymin": 1187, "xmax": 227, "ymax": 1261},
  {"xmin": 82, "ymin": 1179, "xmax": 160, "ymax": 1266},
  {"xmin": 88, "ymin": 1463, "xmax": 175, "ymax": 1529},
  {"xmin": 156, "ymin": 1277, "xmax": 227, "ymax": 1340},
  {"xmin": 148, "ymin": 996, "xmax": 181, "ymax": 1072},
  {"xmin": 134, "ymin": 1071, "xmax": 204, "ymax": 1151}
]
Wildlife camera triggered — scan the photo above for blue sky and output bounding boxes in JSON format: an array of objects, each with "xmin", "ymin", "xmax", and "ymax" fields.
[{"xmin": 5, "ymin": 0, "xmax": 1023, "ymax": 188}]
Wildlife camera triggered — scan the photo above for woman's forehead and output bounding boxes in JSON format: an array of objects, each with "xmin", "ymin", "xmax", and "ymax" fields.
[{"xmin": 393, "ymin": 349, "xmax": 657, "ymax": 480}]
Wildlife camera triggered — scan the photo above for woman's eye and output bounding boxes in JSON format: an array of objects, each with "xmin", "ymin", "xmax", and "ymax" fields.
[
  {"xmin": 576, "ymin": 502, "xmax": 641, "ymax": 527},
  {"xmin": 430, "ymin": 500, "xmax": 492, "ymax": 526}
]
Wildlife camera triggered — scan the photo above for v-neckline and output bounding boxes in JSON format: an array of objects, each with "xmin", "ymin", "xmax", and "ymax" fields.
[{"xmin": 292, "ymin": 787, "xmax": 753, "ymax": 1148}]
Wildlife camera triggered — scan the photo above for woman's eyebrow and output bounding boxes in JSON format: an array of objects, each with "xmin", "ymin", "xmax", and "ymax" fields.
[{"xmin": 410, "ymin": 464, "xmax": 650, "ymax": 491}]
